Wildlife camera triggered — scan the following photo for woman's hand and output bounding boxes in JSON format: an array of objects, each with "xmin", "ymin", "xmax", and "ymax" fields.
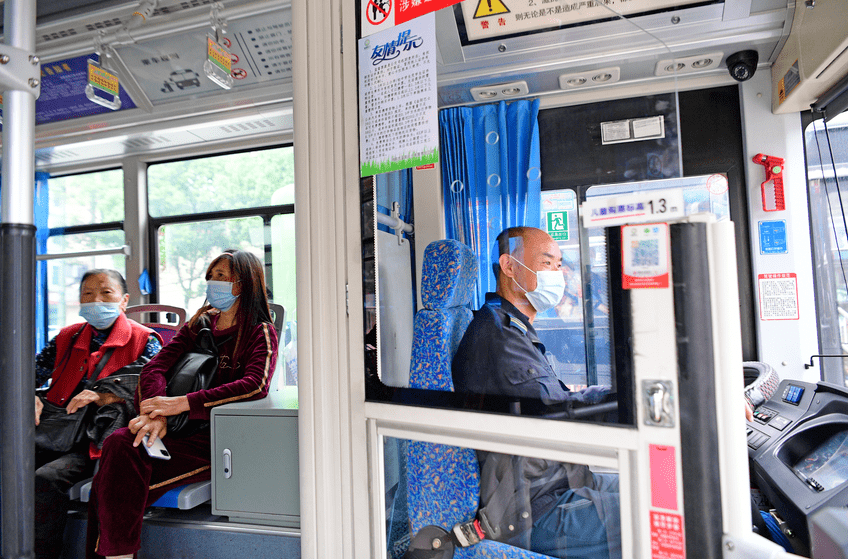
[
  {"xmin": 129, "ymin": 414, "xmax": 168, "ymax": 447},
  {"xmin": 65, "ymin": 389, "xmax": 123, "ymax": 415},
  {"xmin": 35, "ymin": 395, "xmax": 43, "ymax": 426},
  {"xmin": 139, "ymin": 395, "xmax": 190, "ymax": 419}
]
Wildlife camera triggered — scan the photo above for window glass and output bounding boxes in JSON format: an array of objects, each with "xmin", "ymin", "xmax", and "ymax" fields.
[
  {"xmin": 805, "ymin": 113, "xmax": 848, "ymax": 385},
  {"xmin": 157, "ymin": 217, "xmax": 264, "ymax": 312},
  {"xmin": 157, "ymin": 216, "xmax": 294, "ymax": 390},
  {"xmin": 271, "ymin": 213, "xmax": 297, "ymax": 386},
  {"xmin": 48, "ymin": 169, "xmax": 124, "ymax": 227},
  {"xmin": 383, "ymin": 435, "xmax": 621, "ymax": 559},
  {"xmin": 147, "ymin": 147, "xmax": 295, "ymax": 218},
  {"xmin": 45, "ymin": 230, "xmax": 127, "ymax": 340}
]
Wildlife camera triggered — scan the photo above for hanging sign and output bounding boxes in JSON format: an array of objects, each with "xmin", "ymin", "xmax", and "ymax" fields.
[
  {"xmin": 461, "ymin": 0, "xmax": 703, "ymax": 41},
  {"xmin": 362, "ymin": 0, "xmax": 465, "ymax": 37},
  {"xmin": 358, "ymin": 13, "xmax": 439, "ymax": 176},
  {"xmin": 85, "ymin": 59, "xmax": 122, "ymax": 111},
  {"xmin": 204, "ymin": 35, "xmax": 234, "ymax": 89},
  {"xmin": 758, "ymin": 273, "xmax": 799, "ymax": 320},
  {"xmin": 621, "ymin": 223, "xmax": 670, "ymax": 289},
  {"xmin": 582, "ymin": 189, "xmax": 684, "ymax": 229}
]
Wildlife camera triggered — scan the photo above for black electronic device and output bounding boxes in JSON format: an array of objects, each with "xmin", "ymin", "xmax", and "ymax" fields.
[
  {"xmin": 749, "ymin": 380, "xmax": 848, "ymax": 549},
  {"xmin": 726, "ymin": 50, "xmax": 759, "ymax": 82}
]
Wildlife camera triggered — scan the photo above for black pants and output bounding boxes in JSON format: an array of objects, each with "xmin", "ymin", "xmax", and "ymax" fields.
[{"xmin": 35, "ymin": 444, "xmax": 95, "ymax": 559}]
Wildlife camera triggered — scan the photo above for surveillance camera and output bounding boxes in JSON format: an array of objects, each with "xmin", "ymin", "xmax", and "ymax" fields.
[{"xmin": 726, "ymin": 50, "xmax": 759, "ymax": 82}]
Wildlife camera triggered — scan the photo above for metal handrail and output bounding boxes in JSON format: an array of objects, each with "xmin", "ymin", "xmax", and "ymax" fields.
[{"xmin": 35, "ymin": 244, "xmax": 130, "ymax": 261}]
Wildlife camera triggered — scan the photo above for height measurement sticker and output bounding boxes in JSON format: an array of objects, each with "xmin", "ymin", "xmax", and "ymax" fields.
[
  {"xmin": 582, "ymin": 189, "xmax": 684, "ymax": 228},
  {"xmin": 758, "ymin": 273, "xmax": 799, "ymax": 320},
  {"xmin": 622, "ymin": 223, "xmax": 670, "ymax": 289}
]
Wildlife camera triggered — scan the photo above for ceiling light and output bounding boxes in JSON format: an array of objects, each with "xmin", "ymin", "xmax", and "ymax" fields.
[
  {"xmin": 593, "ymin": 73, "xmax": 613, "ymax": 82},
  {"xmin": 566, "ymin": 77, "xmax": 587, "ymax": 86}
]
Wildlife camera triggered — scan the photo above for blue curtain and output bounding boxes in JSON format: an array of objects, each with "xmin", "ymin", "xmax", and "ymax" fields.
[
  {"xmin": 35, "ymin": 172, "xmax": 50, "ymax": 350},
  {"xmin": 439, "ymin": 99, "xmax": 542, "ymax": 308},
  {"xmin": 0, "ymin": 173, "xmax": 49, "ymax": 349}
]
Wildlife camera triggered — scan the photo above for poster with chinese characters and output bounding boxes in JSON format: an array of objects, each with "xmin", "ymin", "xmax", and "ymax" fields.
[
  {"xmin": 758, "ymin": 273, "xmax": 799, "ymax": 320},
  {"xmin": 359, "ymin": 13, "xmax": 439, "ymax": 177}
]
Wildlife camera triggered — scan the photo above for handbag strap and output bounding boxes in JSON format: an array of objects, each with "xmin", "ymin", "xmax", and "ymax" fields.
[{"xmin": 83, "ymin": 346, "xmax": 116, "ymax": 389}]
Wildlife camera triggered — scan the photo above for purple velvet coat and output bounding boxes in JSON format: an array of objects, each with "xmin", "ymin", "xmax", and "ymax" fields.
[{"xmin": 87, "ymin": 315, "xmax": 278, "ymax": 558}]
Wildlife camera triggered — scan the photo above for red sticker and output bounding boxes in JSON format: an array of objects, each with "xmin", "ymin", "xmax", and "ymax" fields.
[
  {"xmin": 650, "ymin": 444, "xmax": 678, "ymax": 510},
  {"xmin": 650, "ymin": 511, "xmax": 685, "ymax": 559},
  {"xmin": 231, "ymin": 68, "xmax": 248, "ymax": 80}
]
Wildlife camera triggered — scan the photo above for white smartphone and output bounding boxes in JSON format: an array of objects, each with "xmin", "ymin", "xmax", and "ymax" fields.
[{"xmin": 142, "ymin": 434, "xmax": 171, "ymax": 460}]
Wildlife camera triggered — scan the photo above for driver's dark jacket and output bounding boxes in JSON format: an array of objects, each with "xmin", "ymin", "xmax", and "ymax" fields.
[{"xmin": 451, "ymin": 293, "xmax": 605, "ymax": 546}]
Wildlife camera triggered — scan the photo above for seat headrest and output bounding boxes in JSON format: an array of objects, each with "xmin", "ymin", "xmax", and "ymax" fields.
[{"xmin": 421, "ymin": 240, "xmax": 478, "ymax": 309}]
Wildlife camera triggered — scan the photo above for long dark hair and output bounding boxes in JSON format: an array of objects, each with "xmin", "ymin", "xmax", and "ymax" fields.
[{"xmin": 189, "ymin": 250, "xmax": 273, "ymax": 356}]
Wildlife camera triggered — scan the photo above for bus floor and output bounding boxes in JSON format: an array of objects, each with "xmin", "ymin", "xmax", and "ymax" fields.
[{"xmin": 60, "ymin": 501, "xmax": 301, "ymax": 559}]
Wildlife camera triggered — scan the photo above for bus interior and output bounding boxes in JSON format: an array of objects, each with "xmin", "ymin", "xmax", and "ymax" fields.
[{"xmin": 1, "ymin": 0, "xmax": 848, "ymax": 558}]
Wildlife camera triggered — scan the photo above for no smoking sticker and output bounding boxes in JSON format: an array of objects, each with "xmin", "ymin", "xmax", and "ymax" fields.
[{"xmin": 231, "ymin": 68, "xmax": 247, "ymax": 80}]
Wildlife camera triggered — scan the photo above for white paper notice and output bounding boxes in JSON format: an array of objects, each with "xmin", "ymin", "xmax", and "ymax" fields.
[
  {"xmin": 758, "ymin": 273, "xmax": 799, "ymax": 320},
  {"xmin": 358, "ymin": 13, "xmax": 439, "ymax": 177}
]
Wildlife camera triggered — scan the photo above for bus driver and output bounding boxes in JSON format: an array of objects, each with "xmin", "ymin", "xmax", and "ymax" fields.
[{"xmin": 452, "ymin": 226, "xmax": 620, "ymax": 559}]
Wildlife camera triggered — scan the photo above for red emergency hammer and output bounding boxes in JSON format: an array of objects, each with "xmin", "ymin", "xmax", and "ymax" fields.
[{"xmin": 753, "ymin": 153, "xmax": 785, "ymax": 211}]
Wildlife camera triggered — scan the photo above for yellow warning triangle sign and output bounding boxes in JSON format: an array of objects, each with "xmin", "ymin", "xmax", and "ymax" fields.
[{"xmin": 474, "ymin": 0, "xmax": 510, "ymax": 18}]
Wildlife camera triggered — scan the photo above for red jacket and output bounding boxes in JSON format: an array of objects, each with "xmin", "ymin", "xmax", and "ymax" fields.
[{"xmin": 46, "ymin": 314, "xmax": 159, "ymax": 406}]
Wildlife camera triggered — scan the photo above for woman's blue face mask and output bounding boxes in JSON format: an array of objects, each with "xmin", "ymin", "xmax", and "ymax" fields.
[
  {"xmin": 79, "ymin": 302, "xmax": 123, "ymax": 330},
  {"xmin": 206, "ymin": 280, "xmax": 239, "ymax": 312}
]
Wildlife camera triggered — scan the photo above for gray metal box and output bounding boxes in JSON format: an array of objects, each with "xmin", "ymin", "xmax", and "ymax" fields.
[{"xmin": 210, "ymin": 388, "xmax": 300, "ymax": 527}]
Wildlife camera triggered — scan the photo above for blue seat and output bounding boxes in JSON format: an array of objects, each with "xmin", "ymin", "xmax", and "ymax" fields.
[{"xmin": 404, "ymin": 239, "xmax": 551, "ymax": 559}]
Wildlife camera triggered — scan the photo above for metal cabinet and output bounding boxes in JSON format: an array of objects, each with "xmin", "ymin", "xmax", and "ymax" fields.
[{"xmin": 210, "ymin": 388, "xmax": 300, "ymax": 528}]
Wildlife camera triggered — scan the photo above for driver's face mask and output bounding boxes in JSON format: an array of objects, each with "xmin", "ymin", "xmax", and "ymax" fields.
[{"xmin": 509, "ymin": 255, "xmax": 566, "ymax": 313}]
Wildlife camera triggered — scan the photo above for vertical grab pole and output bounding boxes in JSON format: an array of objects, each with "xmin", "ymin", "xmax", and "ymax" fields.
[{"xmin": 1, "ymin": 0, "xmax": 38, "ymax": 557}]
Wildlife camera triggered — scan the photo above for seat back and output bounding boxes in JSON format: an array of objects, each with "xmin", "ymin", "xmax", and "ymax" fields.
[
  {"xmin": 125, "ymin": 304, "xmax": 186, "ymax": 345},
  {"xmin": 406, "ymin": 240, "xmax": 479, "ymax": 534},
  {"xmin": 268, "ymin": 302, "xmax": 285, "ymax": 343}
]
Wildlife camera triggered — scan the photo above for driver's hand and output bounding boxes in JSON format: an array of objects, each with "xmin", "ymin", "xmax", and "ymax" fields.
[{"xmin": 745, "ymin": 401, "xmax": 754, "ymax": 422}]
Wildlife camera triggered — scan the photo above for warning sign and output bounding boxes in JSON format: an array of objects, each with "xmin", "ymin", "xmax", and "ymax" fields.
[
  {"xmin": 758, "ymin": 273, "xmax": 799, "ymax": 321},
  {"xmin": 474, "ymin": 0, "xmax": 510, "ymax": 18},
  {"xmin": 361, "ymin": 0, "xmax": 464, "ymax": 37},
  {"xmin": 461, "ymin": 0, "xmax": 704, "ymax": 41},
  {"xmin": 650, "ymin": 511, "xmax": 685, "ymax": 559}
]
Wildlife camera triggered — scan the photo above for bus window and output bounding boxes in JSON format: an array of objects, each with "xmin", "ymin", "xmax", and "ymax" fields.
[
  {"xmin": 148, "ymin": 147, "xmax": 297, "ymax": 389},
  {"xmin": 806, "ymin": 111, "xmax": 848, "ymax": 385},
  {"xmin": 43, "ymin": 169, "xmax": 126, "ymax": 342}
]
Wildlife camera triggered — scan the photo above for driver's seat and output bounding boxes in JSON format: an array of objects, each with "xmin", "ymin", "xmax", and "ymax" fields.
[{"xmin": 405, "ymin": 239, "xmax": 551, "ymax": 558}]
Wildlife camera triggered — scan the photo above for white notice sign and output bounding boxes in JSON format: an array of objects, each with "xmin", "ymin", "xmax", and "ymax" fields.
[
  {"xmin": 460, "ymin": 0, "xmax": 704, "ymax": 42},
  {"xmin": 358, "ymin": 13, "xmax": 439, "ymax": 177},
  {"xmin": 582, "ymin": 188, "xmax": 684, "ymax": 228},
  {"xmin": 758, "ymin": 273, "xmax": 799, "ymax": 320}
]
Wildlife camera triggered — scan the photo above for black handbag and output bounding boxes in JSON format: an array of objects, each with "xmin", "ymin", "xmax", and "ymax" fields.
[
  {"xmin": 35, "ymin": 344, "xmax": 115, "ymax": 453},
  {"xmin": 164, "ymin": 326, "xmax": 228, "ymax": 438}
]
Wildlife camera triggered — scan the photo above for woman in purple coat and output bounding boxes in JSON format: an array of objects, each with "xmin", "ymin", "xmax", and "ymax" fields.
[{"xmin": 86, "ymin": 250, "xmax": 278, "ymax": 559}]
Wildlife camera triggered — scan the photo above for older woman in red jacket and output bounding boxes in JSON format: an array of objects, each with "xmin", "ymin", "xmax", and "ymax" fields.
[{"xmin": 86, "ymin": 250, "xmax": 278, "ymax": 559}]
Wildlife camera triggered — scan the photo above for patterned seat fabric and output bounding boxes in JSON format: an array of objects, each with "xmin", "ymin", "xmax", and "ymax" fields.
[{"xmin": 405, "ymin": 239, "xmax": 552, "ymax": 559}]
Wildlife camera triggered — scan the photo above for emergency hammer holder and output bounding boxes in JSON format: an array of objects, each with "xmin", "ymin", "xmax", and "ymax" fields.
[{"xmin": 753, "ymin": 153, "xmax": 786, "ymax": 212}]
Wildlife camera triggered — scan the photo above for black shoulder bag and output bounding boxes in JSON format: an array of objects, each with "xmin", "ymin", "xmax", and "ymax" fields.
[
  {"xmin": 163, "ymin": 324, "xmax": 229, "ymax": 438},
  {"xmin": 35, "ymin": 343, "xmax": 116, "ymax": 453}
]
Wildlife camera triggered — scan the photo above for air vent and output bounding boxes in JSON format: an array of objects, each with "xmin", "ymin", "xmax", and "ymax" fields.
[
  {"xmin": 124, "ymin": 136, "xmax": 170, "ymax": 149},
  {"xmin": 220, "ymin": 119, "xmax": 278, "ymax": 134},
  {"xmin": 35, "ymin": 149, "xmax": 79, "ymax": 162},
  {"xmin": 470, "ymin": 81, "xmax": 530, "ymax": 102},
  {"xmin": 654, "ymin": 52, "xmax": 724, "ymax": 76},
  {"xmin": 558, "ymin": 67, "xmax": 621, "ymax": 89},
  {"xmin": 152, "ymin": 0, "xmax": 215, "ymax": 17}
]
